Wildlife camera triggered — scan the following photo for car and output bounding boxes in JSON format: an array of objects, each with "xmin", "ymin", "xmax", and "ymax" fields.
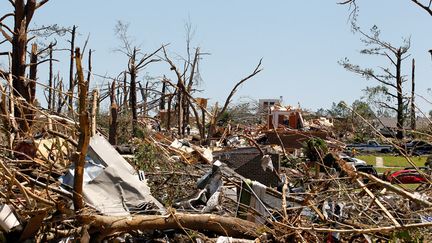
[
  {"xmin": 339, "ymin": 154, "xmax": 367, "ymax": 167},
  {"xmin": 386, "ymin": 169, "xmax": 428, "ymax": 184},
  {"xmin": 336, "ymin": 154, "xmax": 377, "ymax": 182},
  {"xmin": 355, "ymin": 165, "xmax": 378, "ymax": 183},
  {"xmin": 346, "ymin": 140, "xmax": 393, "ymax": 153},
  {"xmin": 355, "ymin": 165, "xmax": 378, "ymax": 177},
  {"xmin": 405, "ymin": 140, "xmax": 432, "ymax": 155}
]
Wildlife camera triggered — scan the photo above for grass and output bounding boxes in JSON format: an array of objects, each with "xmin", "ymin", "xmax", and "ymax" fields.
[
  {"xmin": 355, "ymin": 155, "xmax": 430, "ymax": 188},
  {"xmin": 356, "ymin": 155, "xmax": 427, "ymax": 168}
]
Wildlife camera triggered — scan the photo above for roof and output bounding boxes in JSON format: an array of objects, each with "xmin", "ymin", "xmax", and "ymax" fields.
[{"xmin": 376, "ymin": 117, "xmax": 431, "ymax": 130}]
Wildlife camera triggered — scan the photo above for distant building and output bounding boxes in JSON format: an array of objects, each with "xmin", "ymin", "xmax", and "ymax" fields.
[
  {"xmin": 258, "ymin": 97, "xmax": 282, "ymax": 114},
  {"xmin": 267, "ymin": 105, "xmax": 303, "ymax": 130},
  {"xmin": 376, "ymin": 117, "xmax": 431, "ymax": 137}
]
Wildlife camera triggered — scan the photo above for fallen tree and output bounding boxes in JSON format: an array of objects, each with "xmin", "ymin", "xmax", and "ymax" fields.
[{"xmin": 81, "ymin": 211, "xmax": 265, "ymax": 240}]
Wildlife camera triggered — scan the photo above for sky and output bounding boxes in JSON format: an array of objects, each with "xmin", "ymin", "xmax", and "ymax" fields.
[{"xmin": 0, "ymin": 0, "xmax": 431, "ymax": 113}]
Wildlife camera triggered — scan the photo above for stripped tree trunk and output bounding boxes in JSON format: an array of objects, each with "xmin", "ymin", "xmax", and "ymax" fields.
[
  {"xmin": 48, "ymin": 43, "xmax": 53, "ymax": 111},
  {"xmin": 56, "ymin": 79, "xmax": 64, "ymax": 113},
  {"xmin": 7, "ymin": 54, "xmax": 17, "ymax": 149},
  {"xmin": 68, "ymin": 25, "xmax": 76, "ymax": 113},
  {"xmin": 73, "ymin": 48, "xmax": 90, "ymax": 211},
  {"xmin": 410, "ymin": 58, "xmax": 416, "ymax": 130},
  {"xmin": 28, "ymin": 43, "xmax": 38, "ymax": 128},
  {"xmin": 183, "ymin": 48, "xmax": 199, "ymax": 137},
  {"xmin": 116, "ymin": 80, "xmax": 120, "ymax": 108},
  {"xmin": 177, "ymin": 84, "xmax": 183, "ymax": 137},
  {"xmin": 11, "ymin": 1, "xmax": 33, "ymax": 133},
  {"xmin": 109, "ymin": 81, "xmax": 118, "ymax": 145},
  {"xmin": 52, "ymin": 74, "xmax": 57, "ymax": 111},
  {"xmin": 396, "ymin": 48, "xmax": 404, "ymax": 139},
  {"xmin": 87, "ymin": 49, "xmax": 92, "ymax": 84},
  {"xmin": 90, "ymin": 89, "xmax": 99, "ymax": 136},
  {"xmin": 160, "ymin": 80, "xmax": 166, "ymax": 110},
  {"xmin": 138, "ymin": 82, "xmax": 144, "ymax": 114},
  {"xmin": 129, "ymin": 48, "xmax": 138, "ymax": 137}
]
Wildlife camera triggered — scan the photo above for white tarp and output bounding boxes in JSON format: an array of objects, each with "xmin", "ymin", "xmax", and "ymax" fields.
[{"xmin": 60, "ymin": 133, "xmax": 165, "ymax": 216}]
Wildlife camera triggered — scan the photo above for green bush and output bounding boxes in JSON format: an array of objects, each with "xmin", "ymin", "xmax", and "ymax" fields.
[
  {"xmin": 97, "ymin": 110, "xmax": 149, "ymax": 144},
  {"xmin": 303, "ymin": 138, "xmax": 328, "ymax": 162},
  {"xmin": 134, "ymin": 142, "xmax": 160, "ymax": 171}
]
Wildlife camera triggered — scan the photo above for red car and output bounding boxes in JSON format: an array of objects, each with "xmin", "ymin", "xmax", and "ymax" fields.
[{"xmin": 387, "ymin": 169, "xmax": 428, "ymax": 184}]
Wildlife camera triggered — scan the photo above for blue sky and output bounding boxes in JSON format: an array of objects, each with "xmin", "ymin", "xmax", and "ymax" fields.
[{"xmin": 1, "ymin": 1, "xmax": 431, "ymax": 113}]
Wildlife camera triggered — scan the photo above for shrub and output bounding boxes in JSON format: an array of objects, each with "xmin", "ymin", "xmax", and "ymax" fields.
[{"xmin": 303, "ymin": 138, "xmax": 328, "ymax": 162}]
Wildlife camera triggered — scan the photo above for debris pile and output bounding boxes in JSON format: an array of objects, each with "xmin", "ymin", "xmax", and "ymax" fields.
[
  {"xmin": 1, "ymin": 103, "xmax": 432, "ymax": 242},
  {"xmin": 0, "ymin": 2, "xmax": 431, "ymax": 240}
]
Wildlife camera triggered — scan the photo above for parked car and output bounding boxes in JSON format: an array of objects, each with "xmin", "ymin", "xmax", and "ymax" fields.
[
  {"xmin": 339, "ymin": 155, "xmax": 367, "ymax": 167},
  {"xmin": 386, "ymin": 169, "xmax": 428, "ymax": 184},
  {"xmin": 355, "ymin": 165, "xmax": 378, "ymax": 177},
  {"xmin": 346, "ymin": 140, "xmax": 393, "ymax": 153},
  {"xmin": 338, "ymin": 154, "xmax": 373, "ymax": 178},
  {"xmin": 405, "ymin": 140, "xmax": 432, "ymax": 155},
  {"xmin": 355, "ymin": 165, "xmax": 378, "ymax": 183}
]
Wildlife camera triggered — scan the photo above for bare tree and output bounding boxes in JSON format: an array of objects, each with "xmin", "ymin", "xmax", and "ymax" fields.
[
  {"xmin": 114, "ymin": 21, "xmax": 162, "ymax": 137},
  {"xmin": 162, "ymin": 46, "xmax": 205, "ymax": 139},
  {"xmin": 159, "ymin": 22, "xmax": 210, "ymax": 139},
  {"xmin": 339, "ymin": 26, "xmax": 411, "ymax": 139},
  {"xmin": 0, "ymin": 0, "xmax": 50, "ymax": 133}
]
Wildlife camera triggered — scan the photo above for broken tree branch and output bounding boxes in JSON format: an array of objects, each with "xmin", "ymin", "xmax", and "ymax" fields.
[{"xmin": 218, "ymin": 59, "xmax": 263, "ymax": 120}]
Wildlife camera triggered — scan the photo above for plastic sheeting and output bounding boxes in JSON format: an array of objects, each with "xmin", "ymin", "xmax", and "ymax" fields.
[{"xmin": 60, "ymin": 133, "xmax": 165, "ymax": 216}]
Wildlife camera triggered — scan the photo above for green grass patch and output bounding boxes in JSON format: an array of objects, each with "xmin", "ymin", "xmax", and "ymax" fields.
[{"xmin": 357, "ymin": 155, "xmax": 426, "ymax": 168}]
